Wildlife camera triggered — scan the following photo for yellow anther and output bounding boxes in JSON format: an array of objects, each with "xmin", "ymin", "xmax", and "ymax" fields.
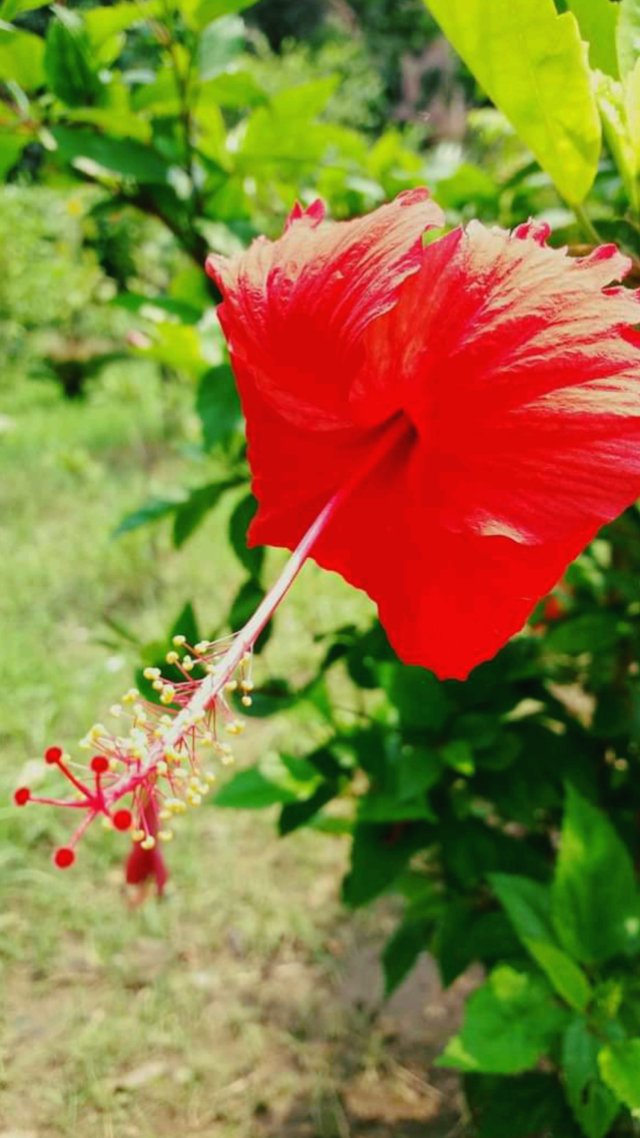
[
  {"xmin": 110, "ymin": 704, "xmax": 123, "ymax": 718},
  {"xmin": 192, "ymin": 710, "xmax": 205, "ymax": 724},
  {"xmin": 153, "ymin": 728, "xmax": 164, "ymax": 739},
  {"xmin": 240, "ymin": 679, "xmax": 254, "ymax": 692},
  {"xmin": 122, "ymin": 688, "xmax": 139, "ymax": 704},
  {"xmin": 172, "ymin": 634, "xmax": 186, "ymax": 647},
  {"xmin": 109, "ymin": 758, "xmax": 119, "ymax": 772},
  {"xmin": 221, "ymin": 752, "xmax": 235, "ymax": 766},
  {"xmin": 194, "ymin": 641, "xmax": 210, "ymax": 655},
  {"xmin": 132, "ymin": 829, "xmax": 145, "ymax": 842},
  {"xmin": 140, "ymin": 836, "xmax": 156, "ymax": 851},
  {"xmin": 165, "ymin": 650, "xmax": 179, "ymax": 665},
  {"xmin": 143, "ymin": 667, "xmax": 161, "ymax": 680},
  {"xmin": 182, "ymin": 655, "xmax": 194, "ymax": 671},
  {"xmin": 152, "ymin": 679, "xmax": 164, "ymax": 692},
  {"xmin": 205, "ymin": 663, "xmax": 216, "ymax": 675},
  {"xmin": 187, "ymin": 793, "xmax": 202, "ymax": 807},
  {"xmin": 160, "ymin": 687, "xmax": 176, "ymax": 705},
  {"xmin": 158, "ymin": 830, "xmax": 174, "ymax": 843},
  {"xmin": 225, "ymin": 721, "xmax": 244, "ymax": 735},
  {"xmin": 224, "ymin": 680, "xmax": 238, "ymax": 693},
  {"xmin": 204, "ymin": 771, "xmax": 217, "ymax": 785},
  {"xmin": 159, "ymin": 809, "xmax": 171, "ymax": 821},
  {"xmin": 241, "ymin": 695, "xmax": 253, "ymax": 707}
]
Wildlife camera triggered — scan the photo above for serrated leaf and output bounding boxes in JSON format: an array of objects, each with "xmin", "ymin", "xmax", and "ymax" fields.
[
  {"xmin": 439, "ymin": 966, "xmax": 567, "ymax": 1074},
  {"xmin": 423, "ymin": 0, "xmax": 601, "ymax": 203},
  {"xmin": 552, "ymin": 785, "xmax": 640, "ymax": 964},
  {"xmin": 567, "ymin": 0, "xmax": 619, "ymax": 77},
  {"xmin": 599, "ymin": 1039, "xmax": 640, "ymax": 1111}
]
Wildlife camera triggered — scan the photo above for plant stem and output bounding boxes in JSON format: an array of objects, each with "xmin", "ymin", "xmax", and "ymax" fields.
[{"xmin": 573, "ymin": 202, "xmax": 601, "ymax": 246}]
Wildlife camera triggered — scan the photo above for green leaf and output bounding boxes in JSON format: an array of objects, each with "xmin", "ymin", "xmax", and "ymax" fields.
[
  {"xmin": 545, "ymin": 612, "xmax": 623, "ymax": 654},
  {"xmin": 490, "ymin": 874, "xmax": 593, "ymax": 1011},
  {"xmin": 197, "ymin": 15, "xmax": 245, "ymax": 80},
  {"xmin": 464, "ymin": 1072, "xmax": 580, "ymax": 1138},
  {"xmin": 379, "ymin": 664, "xmax": 452, "ymax": 732},
  {"xmin": 423, "ymin": 0, "xmax": 601, "ymax": 203},
  {"xmin": 563, "ymin": 1018, "xmax": 620, "ymax": 1138},
  {"xmin": 567, "ymin": 0, "xmax": 619, "ymax": 77},
  {"xmin": 173, "ymin": 480, "xmax": 238, "ymax": 548},
  {"xmin": 44, "ymin": 7, "xmax": 103, "ymax": 107},
  {"xmin": 599, "ymin": 1039, "xmax": 640, "ymax": 1111},
  {"xmin": 114, "ymin": 494, "xmax": 187, "ymax": 537},
  {"xmin": 552, "ymin": 785, "xmax": 640, "ymax": 964},
  {"xmin": 617, "ymin": 0, "xmax": 640, "ymax": 80},
  {"xmin": 228, "ymin": 494, "xmax": 263, "ymax": 577},
  {"xmin": 278, "ymin": 783, "xmax": 337, "ymax": 836},
  {"xmin": 440, "ymin": 738, "xmax": 474, "ymax": 775},
  {"xmin": 0, "ymin": 133, "xmax": 26, "ymax": 179},
  {"xmin": 342, "ymin": 823, "xmax": 428, "ymax": 908},
  {"xmin": 51, "ymin": 126, "xmax": 169, "ymax": 184},
  {"xmin": 0, "ymin": 0, "xmax": 47, "ymax": 18},
  {"xmin": 0, "ymin": 27, "xmax": 45, "ymax": 89},
  {"xmin": 383, "ymin": 909, "xmax": 436, "ymax": 996},
  {"xmin": 439, "ymin": 966, "xmax": 567, "ymax": 1074},
  {"xmin": 185, "ymin": 0, "xmax": 255, "ymax": 31},
  {"xmin": 214, "ymin": 766, "xmax": 296, "ymax": 809}
]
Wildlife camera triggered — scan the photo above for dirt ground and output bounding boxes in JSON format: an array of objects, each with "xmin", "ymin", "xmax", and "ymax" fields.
[{"xmin": 0, "ymin": 810, "xmax": 471, "ymax": 1138}]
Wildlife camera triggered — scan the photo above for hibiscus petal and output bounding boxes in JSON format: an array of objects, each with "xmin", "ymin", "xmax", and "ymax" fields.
[
  {"xmin": 364, "ymin": 220, "xmax": 640, "ymax": 544},
  {"xmin": 206, "ymin": 189, "xmax": 444, "ymax": 431}
]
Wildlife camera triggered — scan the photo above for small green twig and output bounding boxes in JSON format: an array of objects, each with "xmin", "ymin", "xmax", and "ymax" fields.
[{"xmin": 573, "ymin": 202, "xmax": 601, "ymax": 246}]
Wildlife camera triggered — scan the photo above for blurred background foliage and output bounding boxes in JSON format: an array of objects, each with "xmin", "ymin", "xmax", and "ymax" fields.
[{"xmin": 3, "ymin": 0, "xmax": 640, "ymax": 1135}]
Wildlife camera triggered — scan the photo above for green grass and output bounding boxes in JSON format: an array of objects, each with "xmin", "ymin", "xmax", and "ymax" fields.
[{"xmin": 0, "ymin": 368, "xmax": 463, "ymax": 1137}]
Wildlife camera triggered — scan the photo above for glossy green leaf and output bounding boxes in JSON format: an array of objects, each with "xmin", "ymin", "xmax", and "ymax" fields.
[
  {"xmin": 567, "ymin": 0, "xmax": 619, "ymax": 77},
  {"xmin": 423, "ymin": 0, "xmax": 601, "ymax": 202},
  {"xmin": 563, "ymin": 1018, "xmax": 620, "ymax": 1138},
  {"xmin": 552, "ymin": 785, "xmax": 640, "ymax": 964},
  {"xmin": 599, "ymin": 1039, "xmax": 640, "ymax": 1110},
  {"xmin": 617, "ymin": 0, "xmax": 640, "ymax": 79},
  {"xmin": 173, "ymin": 479, "xmax": 239, "ymax": 548},
  {"xmin": 114, "ymin": 494, "xmax": 187, "ymax": 537},
  {"xmin": 342, "ymin": 823, "xmax": 427, "ymax": 908},
  {"xmin": 439, "ymin": 966, "xmax": 567, "ymax": 1074}
]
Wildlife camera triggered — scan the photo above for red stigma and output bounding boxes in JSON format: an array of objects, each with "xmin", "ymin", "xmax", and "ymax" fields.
[
  {"xmin": 54, "ymin": 847, "xmax": 76, "ymax": 869},
  {"xmin": 14, "ymin": 787, "xmax": 30, "ymax": 806},
  {"xmin": 90, "ymin": 755, "xmax": 109, "ymax": 775},
  {"xmin": 45, "ymin": 746, "xmax": 63, "ymax": 764},
  {"xmin": 113, "ymin": 809, "xmax": 133, "ymax": 831}
]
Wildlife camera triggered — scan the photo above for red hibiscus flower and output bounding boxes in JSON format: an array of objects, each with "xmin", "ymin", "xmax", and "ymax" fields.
[{"xmin": 208, "ymin": 189, "xmax": 640, "ymax": 679}]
